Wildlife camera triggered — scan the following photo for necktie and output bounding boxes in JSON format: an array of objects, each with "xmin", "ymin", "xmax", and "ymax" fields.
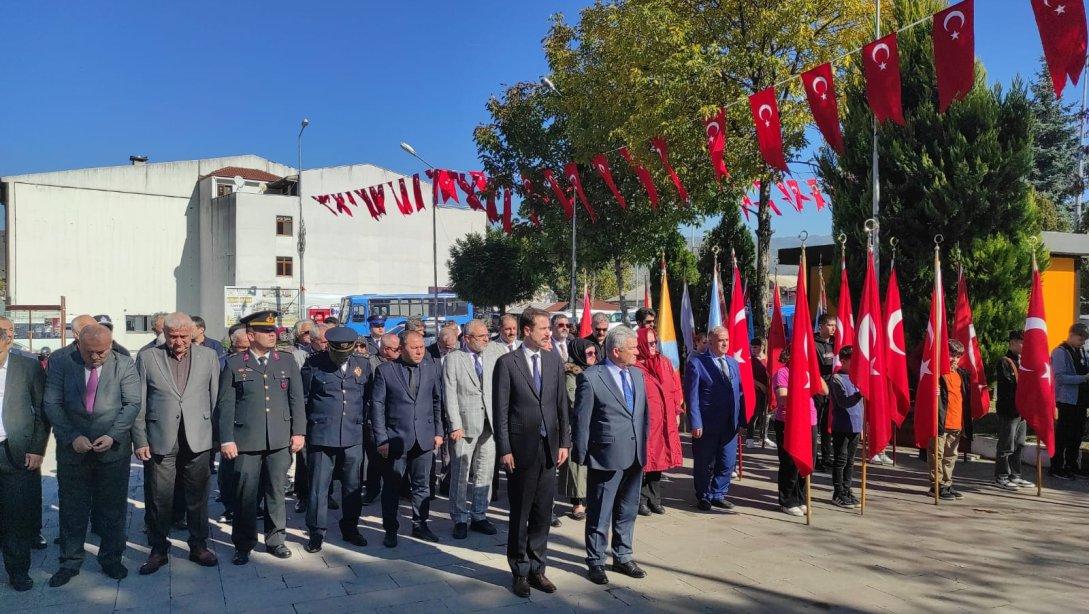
[
  {"xmin": 508, "ymin": 343, "xmax": 516, "ymax": 353},
  {"xmin": 718, "ymin": 357, "xmax": 731, "ymax": 381},
  {"xmin": 532, "ymin": 354, "xmax": 542, "ymax": 394},
  {"xmin": 408, "ymin": 365, "xmax": 419, "ymax": 396},
  {"xmin": 559, "ymin": 342, "xmax": 567, "ymax": 362},
  {"xmin": 259, "ymin": 356, "xmax": 267, "ymax": 367},
  {"xmin": 84, "ymin": 367, "xmax": 99, "ymax": 414},
  {"xmin": 474, "ymin": 353, "xmax": 484, "ymax": 383},
  {"xmin": 621, "ymin": 368, "xmax": 634, "ymax": 414}
]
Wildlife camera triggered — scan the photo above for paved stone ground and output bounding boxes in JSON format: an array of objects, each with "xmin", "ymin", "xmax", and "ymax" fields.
[{"xmin": 3, "ymin": 437, "xmax": 1088, "ymax": 613}]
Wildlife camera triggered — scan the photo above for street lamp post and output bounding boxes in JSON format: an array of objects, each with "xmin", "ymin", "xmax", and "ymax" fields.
[
  {"xmin": 400, "ymin": 142, "xmax": 441, "ymax": 334},
  {"xmin": 540, "ymin": 77, "xmax": 578, "ymax": 321},
  {"xmin": 297, "ymin": 117, "xmax": 310, "ymax": 318}
]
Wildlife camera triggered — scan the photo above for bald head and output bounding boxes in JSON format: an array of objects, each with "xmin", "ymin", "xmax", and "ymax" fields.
[
  {"xmin": 71, "ymin": 314, "xmax": 96, "ymax": 340},
  {"xmin": 78, "ymin": 324, "xmax": 113, "ymax": 368}
]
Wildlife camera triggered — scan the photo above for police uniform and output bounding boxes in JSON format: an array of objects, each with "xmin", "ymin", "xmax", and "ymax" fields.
[
  {"xmin": 215, "ymin": 311, "xmax": 305, "ymax": 562},
  {"xmin": 301, "ymin": 327, "xmax": 372, "ymax": 551},
  {"xmin": 364, "ymin": 315, "xmax": 386, "ymax": 357}
]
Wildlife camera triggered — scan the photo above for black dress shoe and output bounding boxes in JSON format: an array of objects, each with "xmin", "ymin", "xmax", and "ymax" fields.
[
  {"xmin": 33, "ymin": 534, "xmax": 48, "ymax": 550},
  {"xmin": 647, "ymin": 501, "xmax": 665, "ymax": 514},
  {"xmin": 588, "ymin": 565, "xmax": 609, "ymax": 585},
  {"xmin": 102, "ymin": 562, "xmax": 128, "ymax": 580},
  {"xmin": 696, "ymin": 499, "xmax": 712, "ymax": 511},
  {"xmin": 611, "ymin": 560, "xmax": 647, "ymax": 578},
  {"xmin": 304, "ymin": 536, "xmax": 323, "ymax": 553},
  {"xmin": 383, "ymin": 533, "xmax": 398, "ymax": 548},
  {"xmin": 328, "ymin": 495, "xmax": 340, "ymax": 511},
  {"xmin": 294, "ymin": 500, "xmax": 307, "ymax": 513},
  {"xmin": 550, "ymin": 517, "xmax": 562, "ymax": 528},
  {"xmin": 512, "ymin": 575, "xmax": 531, "ymax": 597},
  {"xmin": 267, "ymin": 544, "xmax": 292, "ymax": 559},
  {"xmin": 470, "ymin": 519, "xmax": 498, "ymax": 535},
  {"xmin": 10, "ymin": 575, "xmax": 33, "ymax": 591},
  {"xmin": 453, "ymin": 523, "xmax": 468, "ymax": 540},
  {"xmin": 48, "ymin": 568, "xmax": 79, "ymax": 587},
  {"xmin": 411, "ymin": 524, "xmax": 440, "ymax": 543},
  {"xmin": 232, "ymin": 550, "xmax": 250, "ymax": 565},
  {"xmin": 638, "ymin": 504, "xmax": 652, "ymax": 516},
  {"xmin": 342, "ymin": 532, "xmax": 367, "ymax": 547},
  {"xmin": 529, "ymin": 572, "xmax": 556, "ymax": 593},
  {"xmin": 710, "ymin": 499, "xmax": 735, "ymax": 510}
]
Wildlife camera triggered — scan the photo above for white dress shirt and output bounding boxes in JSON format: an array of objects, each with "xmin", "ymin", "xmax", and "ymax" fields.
[
  {"xmin": 84, "ymin": 365, "xmax": 102, "ymax": 384},
  {"xmin": 522, "ymin": 345, "xmax": 543, "ymax": 375}
]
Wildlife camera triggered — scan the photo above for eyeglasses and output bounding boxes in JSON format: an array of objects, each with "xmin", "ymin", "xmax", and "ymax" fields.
[
  {"xmin": 554, "ymin": 323, "xmax": 570, "ymax": 328},
  {"xmin": 648, "ymin": 340, "xmax": 658, "ymax": 346},
  {"xmin": 585, "ymin": 349, "xmax": 597, "ymax": 356},
  {"xmin": 644, "ymin": 319, "xmax": 656, "ymax": 325},
  {"xmin": 594, "ymin": 327, "xmax": 608, "ymax": 333}
]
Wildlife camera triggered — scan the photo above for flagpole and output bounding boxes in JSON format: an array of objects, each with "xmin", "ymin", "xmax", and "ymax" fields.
[
  {"xmin": 933, "ymin": 237, "xmax": 943, "ymax": 506},
  {"xmin": 806, "ymin": 475, "xmax": 812, "ymax": 526},
  {"xmin": 871, "ymin": 0, "xmax": 882, "ymax": 282},
  {"xmin": 1036, "ymin": 441, "xmax": 1043, "ymax": 497},
  {"xmin": 890, "ymin": 238, "xmax": 900, "ymax": 467},
  {"xmin": 860, "ymin": 220, "xmax": 878, "ymax": 516},
  {"xmin": 732, "ymin": 247, "xmax": 745, "ymax": 481}
]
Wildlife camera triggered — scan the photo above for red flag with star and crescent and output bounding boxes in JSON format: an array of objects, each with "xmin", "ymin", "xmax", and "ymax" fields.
[
  {"xmin": 914, "ymin": 253, "xmax": 950, "ymax": 449},
  {"xmin": 801, "ymin": 63, "xmax": 845, "ymax": 154},
  {"xmin": 1032, "ymin": 0, "xmax": 1088, "ymax": 98},
  {"xmin": 834, "ymin": 259, "xmax": 855, "ymax": 371},
  {"xmin": 564, "ymin": 162, "xmax": 598, "ymax": 223},
  {"xmin": 768, "ymin": 281, "xmax": 788, "ymax": 394},
  {"xmin": 502, "ymin": 187, "xmax": 513, "ymax": 234},
  {"xmin": 651, "ymin": 137, "xmax": 690, "ymax": 204},
  {"xmin": 591, "ymin": 154, "xmax": 627, "ymax": 209},
  {"xmin": 933, "ymin": 0, "xmax": 975, "ymax": 113},
  {"xmin": 542, "ymin": 169, "xmax": 573, "ymax": 220},
  {"xmin": 850, "ymin": 246, "xmax": 892, "ymax": 458},
  {"xmin": 618, "ymin": 146, "xmax": 660, "ymax": 208},
  {"xmin": 862, "ymin": 33, "xmax": 906, "ymax": 125},
  {"xmin": 884, "ymin": 263, "xmax": 911, "ymax": 425},
  {"xmin": 1015, "ymin": 257, "xmax": 1056, "ymax": 453},
  {"xmin": 728, "ymin": 259, "xmax": 756, "ymax": 422},
  {"xmin": 953, "ymin": 269, "xmax": 991, "ymax": 420},
  {"xmin": 704, "ymin": 108, "xmax": 730, "ymax": 181},
  {"xmin": 749, "ymin": 87, "xmax": 789, "ymax": 172},
  {"xmin": 785, "ymin": 250, "xmax": 823, "ymax": 477}
]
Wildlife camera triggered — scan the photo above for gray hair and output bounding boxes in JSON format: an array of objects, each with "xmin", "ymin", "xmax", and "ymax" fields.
[
  {"xmin": 591, "ymin": 312, "xmax": 610, "ymax": 326},
  {"xmin": 604, "ymin": 325, "xmax": 637, "ymax": 358},
  {"xmin": 230, "ymin": 327, "xmax": 249, "ymax": 344},
  {"xmin": 150, "ymin": 312, "xmax": 168, "ymax": 332},
  {"xmin": 163, "ymin": 312, "xmax": 194, "ymax": 332},
  {"xmin": 464, "ymin": 318, "xmax": 489, "ymax": 336},
  {"xmin": 708, "ymin": 325, "xmax": 729, "ymax": 339},
  {"xmin": 293, "ymin": 319, "xmax": 315, "ymax": 338}
]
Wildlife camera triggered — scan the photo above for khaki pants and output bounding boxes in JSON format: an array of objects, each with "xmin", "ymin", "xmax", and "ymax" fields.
[{"xmin": 928, "ymin": 431, "xmax": 961, "ymax": 488}]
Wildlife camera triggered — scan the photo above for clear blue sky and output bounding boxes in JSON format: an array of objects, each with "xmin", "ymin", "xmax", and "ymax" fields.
[{"xmin": 0, "ymin": 1, "xmax": 1077, "ymax": 239}]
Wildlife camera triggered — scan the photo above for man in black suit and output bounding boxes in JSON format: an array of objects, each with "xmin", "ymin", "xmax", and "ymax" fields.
[
  {"xmin": 43, "ymin": 323, "xmax": 141, "ymax": 587},
  {"xmin": 0, "ymin": 316, "xmax": 47, "ymax": 592},
  {"xmin": 493, "ymin": 307, "xmax": 570, "ymax": 598},
  {"xmin": 371, "ymin": 330, "xmax": 443, "ymax": 547}
]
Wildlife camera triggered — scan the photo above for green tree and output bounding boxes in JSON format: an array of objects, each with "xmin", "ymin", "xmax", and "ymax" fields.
[
  {"xmin": 1028, "ymin": 57, "xmax": 1082, "ymax": 230},
  {"xmin": 648, "ymin": 228, "xmax": 700, "ymax": 337},
  {"xmin": 817, "ymin": 0, "xmax": 1045, "ymax": 365},
  {"xmin": 447, "ymin": 228, "xmax": 551, "ymax": 314},
  {"xmin": 690, "ymin": 209, "xmax": 757, "ymax": 329}
]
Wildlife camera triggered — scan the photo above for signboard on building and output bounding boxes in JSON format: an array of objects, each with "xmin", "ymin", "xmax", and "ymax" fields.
[{"xmin": 224, "ymin": 286, "xmax": 300, "ymax": 329}]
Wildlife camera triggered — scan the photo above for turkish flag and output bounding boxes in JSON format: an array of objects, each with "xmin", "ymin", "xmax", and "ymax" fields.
[
  {"xmin": 312, "ymin": 194, "xmax": 338, "ymax": 216},
  {"xmin": 395, "ymin": 179, "xmax": 415, "ymax": 215},
  {"xmin": 485, "ymin": 190, "xmax": 500, "ymax": 223},
  {"xmin": 353, "ymin": 189, "xmax": 380, "ymax": 219},
  {"xmin": 1015, "ymin": 258, "xmax": 1056, "ymax": 453},
  {"xmin": 862, "ymin": 33, "xmax": 906, "ymax": 125},
  {"xmin": 749, "ymin": 87, "xmax": 789, "ymax": 172},
  {"xmin": 884, "ymin": 264, "xmax": 911, "ymax": 425},
  {"xmin": 768, "ymin": 282, "xmax": 788, "ymax": 394},
  {"xmin": 502, "ymin": 187, "xmax": 513, "ymax": 234},
  {"xmin": 428, "ymin": 169, "xmax": 459, "ymax": 204},
  {"xmin": 519, "ymin": 171, "xmax": 548, "ymax": 207},
  {"xmin": 806, "ymin": 178, "xmax": 827, "ymax": 210},
  {"xmin": 330, "ymin": 193, "xmax": 353, "ymax": 217},
  {"xmin": 411, "ymin": 174, "xmax": 426, "ymax": 211},
  {"xmin": 651, "ymin": 137, "xmax": 690, "ymax": 204},
  {"xmin": 834, "ymin": 260, "xmax": 856, "ymax": 371},
  {"xmin": 367, "ymin": 184, "xmax": 387, "ymax": 216},
  {"xmin": 753, "ymin": 181, "xmax": 783, "ymax": 216},
  {"xmin": 456, "ymin": 173, "xmax": 485, "ymax": 211},
  {"xmin": 776, "ymin": 182, "xmax": 801, "ymax": 211},
  {"xmin": 618, "ymin": 146, "xmax": 660, "ymax": 208},
  {"xmin": 578, "ymin": 286, "xmax": 593, "ymax": 338},
  {"xmin": 851, "ymin": 247, "xmax": 892, "ymax": 458},
  {"xmin": 785, "ymin": 252, "xmax": 823, "ymax": 477},
  {"xmin": 704, "ymin": 108, "xmax": 730, "ymax": 181},
  {"xmin": 728, "ymin": 261, "xmax": 756, "ymax": 422},
  {"xmin": 529, "ymin": 209, "xmax": 541, "ymax": 228},
  {"xmin": 1032, "ymin": 0, "xmax": 1088, "ymax": 98},
  {"xmin": 913, "ymin": 255, "xmax": 950, "ymax": 449},
  {"xmin": 542, "ymin": 169, "xmax": 573, "ymax": 220},
  {"xmin": 787, "ymin": 179, "xmax": 810, "ymax": 211},
  {"xmin": 801, "ymin": 63, "xmax": 845, "ymax": 154},
  {"xmin": 953, "ymin": 269, "xmax": 991, "ymax": 420},
  {"xmin": 933, "ymin": 0, "xmax": 975, "ymax": 113},
  {"xmin": 564, "ymin": 162, "xmax": 597, "ymax": 223},
  {"xmin": 740, "ymin": 195, "xmax": 755, "ymax": 222},
  {"xmin": 591, "ymin": 154, "xmax": 627, "ymax": 209}
]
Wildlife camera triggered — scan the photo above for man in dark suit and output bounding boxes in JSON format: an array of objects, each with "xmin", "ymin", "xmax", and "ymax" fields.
[
  {"xmin": 43, "ymin": 323, "xmax": 141, "ymax": 587},
  {"xmin": 583, "ymin": 312, "xmax": 610, "ymax": 353},
  {"xmin": 216, "ymin": 311, "xmax": 306, "ymax": 565},
  {"xmin": 363, "ymin": 315, "xmax": 386, "ymax": 357},
  {"xmin": 493, "ymin": 307, "xmax": 570, "ymax": 598},
  {"xmin": 0, "ymin": 316, "xmax": 47, "ymax": 591},
  {"xmin": 684, "ymin": 326, "xmax": 745, "ymax": 511},
  {"xmin": 362, "ymin": 332, "xmax": 401, "ymax": 505},
  {"xmin": 572, "ymin": 326, "xmax": 649, "ymax": 586},
  {"xmin": 371, "ymin": 331, "xmax": 443, "ymax": 547},
  {"xmin": 132, "ymin": 313, "xmax": 221, "ymax": 574},
  {"xmin": 301, "ymin": 326, "xmax": 371, "ymax": 553}
]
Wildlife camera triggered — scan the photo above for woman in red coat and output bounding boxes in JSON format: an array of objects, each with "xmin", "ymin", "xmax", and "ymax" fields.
[{"xmin": 635, "ymin": 326, "xmax": 684, "ymax": 515}]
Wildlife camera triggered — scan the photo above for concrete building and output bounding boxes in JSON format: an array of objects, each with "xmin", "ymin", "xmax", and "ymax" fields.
[{"xmin": 1, "ymin": 155, "xmax": 486, "ymax": 349}]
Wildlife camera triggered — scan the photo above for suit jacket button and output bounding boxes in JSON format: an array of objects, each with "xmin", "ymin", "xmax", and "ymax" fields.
[{"xmin": 266, "ymin": 397, "xmax": 270, "ymax": 401}]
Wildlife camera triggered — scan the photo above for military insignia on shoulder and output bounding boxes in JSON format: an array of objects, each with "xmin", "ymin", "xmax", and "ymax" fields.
[
  {"xmin": 281, "ymin": 380, "xmax": 289, "ymax": 390},
  {"xmin": 272, "ymin": 351, "xmax": 280, "ymax": 360},
  {"xmin": 353, "ymin": 366, "xmax": 363, "ymax": 377},
  {"xmin": 243, "ymin": 353, "xmax": 250, "ymax": 362}
]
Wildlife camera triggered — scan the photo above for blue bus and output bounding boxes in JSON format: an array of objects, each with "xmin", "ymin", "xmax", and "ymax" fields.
[{"xmin": 339, "ymin": 293, "xmax": 474, "ymax": 337}]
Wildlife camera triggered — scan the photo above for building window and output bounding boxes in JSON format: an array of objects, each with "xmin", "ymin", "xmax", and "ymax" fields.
[
  {"xmin": 216, "ymin": 183, "xmax": 233, "ymax": 197},
  {"xmin": 276, "ymin": 215, "xmax": 293, "ymax": 237},
  {"xmin": 276, "ymin": 256, "xmax": 293, "ymax": 277},
  {"xmin": 126, "ymin": 315, "xmax": 151, "ymax": 333}
]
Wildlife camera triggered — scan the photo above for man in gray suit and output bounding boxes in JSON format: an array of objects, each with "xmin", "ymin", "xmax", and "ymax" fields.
[
  {"xmin": 133, "ymin": 312, "xmax": 220, "ymax": 574},
  {"xmin": 572, "ymin": 326, "xmax": 649, "ymax": 586},
  {"xmin": 0, "ymin": 316, "xmax": 47, "ymax": 592},
  {"xmin": 43, "ymin": 324, "xmax": 141, "ymax": 587},
  {"xmin": 443, "ymin": 319, "xmax": 501, "ymax": 540}
]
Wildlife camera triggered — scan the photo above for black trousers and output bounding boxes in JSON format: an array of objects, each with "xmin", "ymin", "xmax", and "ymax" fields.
[
  {"xmin": 381, "ymin": 443, "xmax": 433, "ymax": 533},
  {"xmin": 218, "ymin": 454, "xmax": 236, "ymax": 514},
  {"xmin": 231, "ymin": 447, "xmax": 291, "ymax": 552},
  {"xmin": 831, "ymin": 432, "xmax": 860, "ymax": 500},
  {"xmin": 146, "ymin": 429, "xmax": 211, "ymax": 554},
  {"xmin": 506, "ymin": 438, "xmax": 556, "ymax": 577},
  {"xmin": 640, "ymin": 471, "xmax": 662, "ymax": 507},
  {"xmin": 294, "ymin": 448, "xmax": 309, "ymax": 499},
  {"xmin": 306, "ymin": 444, "xmax": 364, "ymax": 536},
  {"xmin": 1053, "ymin": 403, "xmax": 1087, "ymax": 472},
  {"xmin": 774, "ymin": 420, "xmax": 815, "ymax": 508},
  {"xmin": 0, "ymin": 444, "xmax": 40, "ymax": 579},
  {"xmin": 815, "ymin": 396, "xmax": 832, "ymax": 466},
  {"xmin": 995, "ymin": 415, "xmax": 1027, "ymax": 479},
  {"xmin": 362, "ymin": 425, "xmax": 382, "ymax": 496},
  {"xmin": 57, "ymin": 456, "xmax": 130, "ymax": 571}
]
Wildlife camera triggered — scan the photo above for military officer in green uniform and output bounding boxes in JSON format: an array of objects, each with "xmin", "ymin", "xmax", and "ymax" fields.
[{"xmin": 216, "ymin": 311, "xmax": 305, "ymax": 565}]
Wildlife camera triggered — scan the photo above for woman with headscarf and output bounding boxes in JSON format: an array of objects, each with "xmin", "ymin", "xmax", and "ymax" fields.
[
  {"xmin": 635, "ymin": 327, "xmax": 684, "ymax": 515},
  {"xmin": 560, "ymin": 338, "xmax": 598, "ymax": 519}
]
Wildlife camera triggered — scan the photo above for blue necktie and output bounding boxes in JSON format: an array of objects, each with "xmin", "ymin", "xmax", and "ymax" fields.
[
  {"xmin": 474, "ymin": 353, "xmax": 484, "ymax": 383},
  {"xmin": 532, "ymin": 354, "xmax": 542, "ymax": 395},
  {"xmin": 621, "ymin": 368, "xmax": 634, "ymax": 414}
]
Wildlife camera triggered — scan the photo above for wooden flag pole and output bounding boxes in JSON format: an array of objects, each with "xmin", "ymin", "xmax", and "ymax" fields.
[
  {"xmin": 861, "ymin": 417, "xmax": 868, "ymax": 516},
  {"xmin": 805, "ymin": 474, "xmax": 812, "ymax": 526},
  {"xmin": 891, "ymin": 425, "xmax": 897, "ymax": 465}
]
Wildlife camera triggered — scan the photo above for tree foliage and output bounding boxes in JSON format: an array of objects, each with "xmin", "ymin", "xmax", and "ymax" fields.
[
  {"xmin": 648, "ymin": 229, "xmax": 700, "ymax": 337},
  {"xmin": 447, "ymin": 228, "xmax": 551, "ymax": 313},
  {"xmin": 1028, "ymin": 57, "xmax": 1082, "ymax": 230},
  {"xmin": 689, "ymin": 210, "xmax": 757, "ymax": 329}
]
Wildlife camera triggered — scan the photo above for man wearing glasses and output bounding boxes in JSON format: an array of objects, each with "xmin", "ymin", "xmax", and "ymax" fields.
[
  {"xmin": 633, "ymin": 308, "xmax": 656, "ymax": 330},
  {"xmin": 583, "ymin": 313, "xmax": 611, "ymax": 354},
  {"xmin": 550, "ymin": 314, "xmax": 572, "ymax": 363}
]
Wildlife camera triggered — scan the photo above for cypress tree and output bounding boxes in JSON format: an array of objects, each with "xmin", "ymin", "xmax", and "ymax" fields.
[{"xmin": 1028, "ymin": 57, "xmax": 1081, "ymax": 231}]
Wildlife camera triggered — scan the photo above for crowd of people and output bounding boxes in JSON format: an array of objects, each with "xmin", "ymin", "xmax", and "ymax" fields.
[{"xmin": 0, "ymin": 304, "xmax": 1086, "ymax": 598}]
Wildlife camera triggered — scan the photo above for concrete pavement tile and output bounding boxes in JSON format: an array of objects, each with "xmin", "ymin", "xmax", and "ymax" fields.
[
  {"xmin": 295, "ymin": 580, "xmax": 455, "ymax": 613},
  {"xmin": 373, "ymin": 597, "xmax": 453, "ymax": 614},
  {"xmin": 168, "ymin": 589, "xmax": 228, "ymax": 612},
  {"xmin": 282, "ymin": 563, "xmax": 358, "ymax": 588},
  {"xmin": 342, "ymin": 571, "xmax": 400, "ymax": 594},
  {"xmin": 227, "ymin": 579, "xmax": 347, "ymax": 613}
]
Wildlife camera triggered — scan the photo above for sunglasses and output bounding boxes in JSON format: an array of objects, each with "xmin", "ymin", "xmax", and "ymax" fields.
[
  {"xmin": 554, "ymin": 323, "xmax": 570, "ymax": 328},
  {"xmin": 594, "ymin": 327, "xmax": 608, "ymax": 333}
]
